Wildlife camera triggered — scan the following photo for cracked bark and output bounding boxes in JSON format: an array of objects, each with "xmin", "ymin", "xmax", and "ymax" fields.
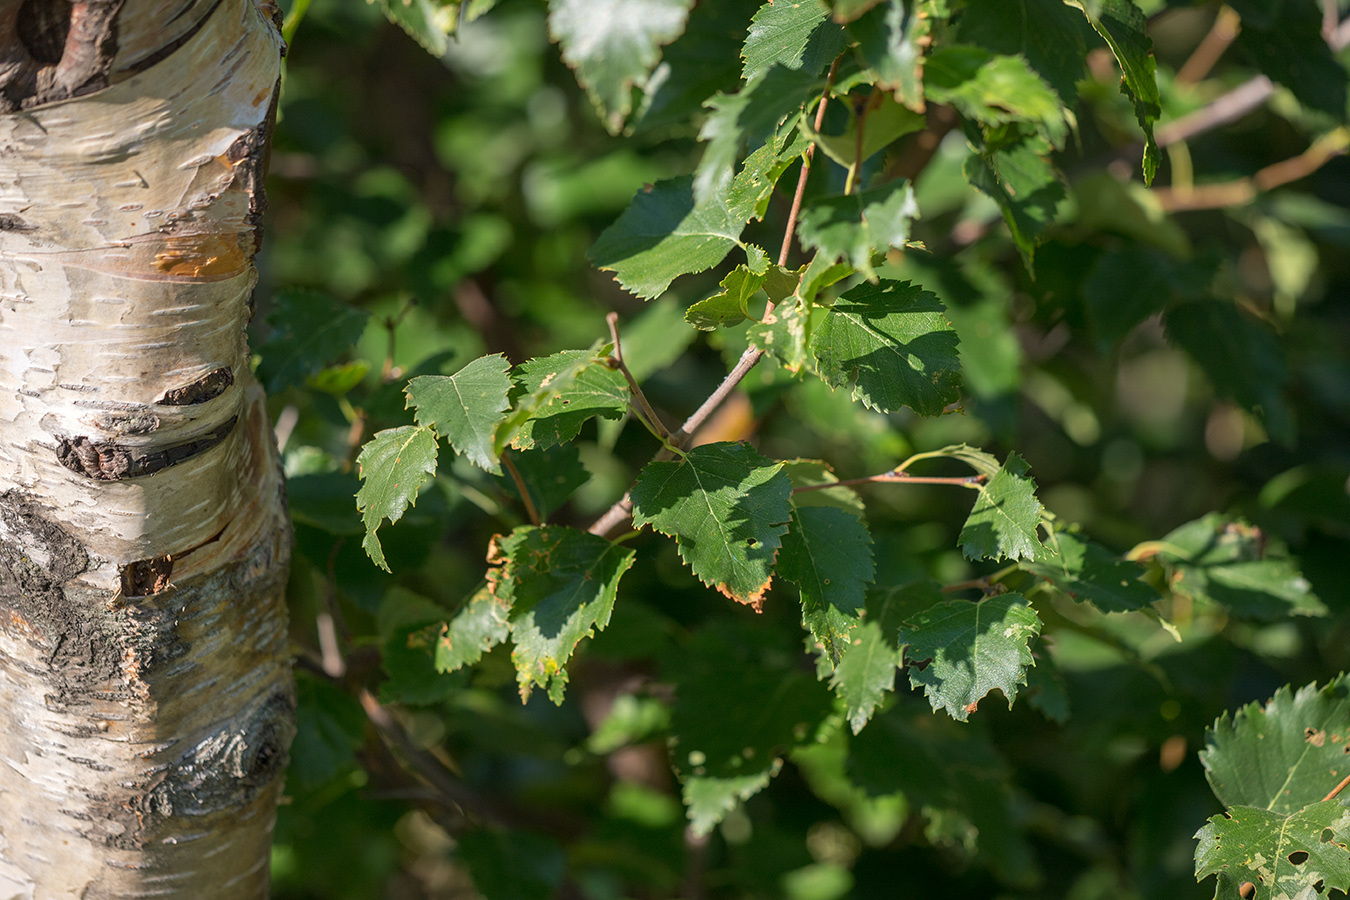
[{"xmin": 0, "ymin": 0, "xmax": 291, "ymax": 896}]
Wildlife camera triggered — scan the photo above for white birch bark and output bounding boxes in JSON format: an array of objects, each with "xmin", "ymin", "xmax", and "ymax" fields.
[{"xmin": 0, "ymin": 0, "xmax": 292, "ymax": 895}]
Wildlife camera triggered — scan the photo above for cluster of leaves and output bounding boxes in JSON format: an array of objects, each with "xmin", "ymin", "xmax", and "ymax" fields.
[{"xmin": 262, "ymin": 0, "xmax": 1350, "ymax": 897}]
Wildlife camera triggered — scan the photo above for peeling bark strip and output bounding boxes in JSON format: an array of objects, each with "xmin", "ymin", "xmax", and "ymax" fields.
[
  {"xmin": 56, "ymin": 414, "xmax": 239, "ymax": 480},
  {"xmin": 0, "ymin": 0, "xmax": 290, "ymax": 895}
]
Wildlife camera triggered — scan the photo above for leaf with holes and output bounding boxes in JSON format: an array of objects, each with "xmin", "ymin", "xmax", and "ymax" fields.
[
  {"xmin": 812, "ymin": 279, "xmax": 962, "ymax": 417},
  {"xmin": 1194, "ymin": 801, "xmax": 1350, "ymax": 900},
  {"xmin": 960, "ymin": 453, "xmax": 1045, "ymax": 562},
  {"xmin": 898, "ymin": 593, "xmax": 1041, "ymax": 722},
  {"xmin": 406, "ymin": 354, "xmax": 513, "ymax": 474},
  {"xmin": 630, "ymin": 442, "xmax": 793, "ymax": 609},
  {"xmin": 487, "ymin": 526, "xmax": 636, "ymax": 704},
  {"xmin": 356, "ymin": 426, "xmax": 439, "ymax": 572}
]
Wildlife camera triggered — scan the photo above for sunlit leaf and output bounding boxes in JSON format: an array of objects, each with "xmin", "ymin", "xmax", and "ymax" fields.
[
  {"xmin": 406, "ymin": 354, "xmax": 513, "ymax": 474},
  {"xmin": 781, "ymin": 506, "xmax": 874, "ymax": 666},
  {"xmin": 899, "ymin": 593, "xmax": 1041, "ymax": 721},
  {"xmin": 356, "ymin": 426, "xmax": 439, "ymax": 571},
  {"xmin": 631, "ymin": 442, "xmax": 793, "ymax": 608}
]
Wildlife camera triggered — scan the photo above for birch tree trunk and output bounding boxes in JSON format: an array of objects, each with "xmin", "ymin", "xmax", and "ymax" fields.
[{"xmin": 0, "ymin": 0, "xmax": 292, "ymax": 895}]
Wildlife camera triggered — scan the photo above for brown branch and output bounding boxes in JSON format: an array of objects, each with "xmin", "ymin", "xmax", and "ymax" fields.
[
  {"xmin": 1156, "ymin": 75, "xmax": 1274, "ymax": 148},
  {"xmin": 606, "ymin": 312, "xmax": 673, "ymax": 442},
  {"xmin": 793, "ymin": 471, "xmax": 986, "ymax": 492},
  {"xmin": 1175, "ymin": 6, "xmax": 1240, "ymax": 86},
  {"xmin": 1153, "ymin": 127, "xmax": 1349, "ymax": 211},
  {"xmin": 778, "ymin": 57, "xmax": 840, "ymax": 268},
  {"xmin": 501, "ymin": 450, "xmax": 541, "ymax": 526},
  {"xmin": 1323, "ymin": 772, "xmax": 1350, "ymax": 803}
]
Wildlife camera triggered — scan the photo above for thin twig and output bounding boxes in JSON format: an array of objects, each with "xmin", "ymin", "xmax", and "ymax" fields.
[
  {"xmin": 1323, "ymin": 772, "xmax": 1350, "ymax": 802},
  {"xmin": 1155, "ymin": 75, "xmax": 1274, "ymax": 148},
  {"xmin": 793, "ymin": 471, "xmax": 986, "ymax": 492},
  {"xmin": 358, "ymin": 689, "xmax": 580, "ymax": 837},
  {"xmin": 778, "ymin": 58, "xmax": 841, "ymax": 268},
  {"xmin": 1175, "ymin": 6, "xmax": 1240, "ymax": 86},
  {"xmin": 1154, "ymin": 126, "xmax": 1349, "ymax": 210},
  {"xmin": 606, "ymin": 312, "xmax": 674, "ymax": 442},
  {"xmin": 501, "ymin": 450, "xmax": 541, "ymax": 526}
]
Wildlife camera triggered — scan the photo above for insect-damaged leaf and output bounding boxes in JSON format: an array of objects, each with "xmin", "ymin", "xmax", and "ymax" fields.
[
  {"xmin": 631, "ymin": 442, "xmax": 793, "ymax": 609},
  {"xmin": 507, "ymin": 348, "xmax": 629, "ymax": 451},
  {"xmin": 1195, "ymin": 802, "xmax": 1350, "ymax": 900},
  {"xmin": 898, "ymin": 592, "xmax": 1042, "ymax": 722},
  {"xmin": 356, "ymin": 425, "xmax": 439, "ymax": 572},
  {"xmin": 487, "ymin": 526, "xmax": 636, "ymax": 704}
]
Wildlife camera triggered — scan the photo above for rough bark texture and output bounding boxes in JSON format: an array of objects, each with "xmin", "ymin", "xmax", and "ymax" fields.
[{"xmin": 0, "ymin": 0, "xmax": 291, "ymax": 896}]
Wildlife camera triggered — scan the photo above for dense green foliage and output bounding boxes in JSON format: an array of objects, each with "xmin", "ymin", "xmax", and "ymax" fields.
[{"xmin": 262, "ymin": 1, "xmax": 1350, "ymax": 897}]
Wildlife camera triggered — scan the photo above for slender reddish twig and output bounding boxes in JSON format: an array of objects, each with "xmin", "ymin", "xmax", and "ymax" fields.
[
  {"xmin": 501, "ymin": 450, "xmax": 541, "ymax": 526},
  {"xmin": 1323, "ymin": 772, "xmax": 1350, "ymax": 803},
  {"xmin": 778, "ymin": 58, "xmax": 840, "ymax": 268},
  {"xmin": 793, "ymin": 472, "xmax": 986, "ymax": 492},
  {"xmin": 606, "ymin": 312, "xmax": 673, "ymax": 442}
]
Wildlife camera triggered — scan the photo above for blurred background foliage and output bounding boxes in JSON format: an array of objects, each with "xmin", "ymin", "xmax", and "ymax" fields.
[{"xmin": 257, "ymin": 0, "xmax": 1350, "ymax": 896}]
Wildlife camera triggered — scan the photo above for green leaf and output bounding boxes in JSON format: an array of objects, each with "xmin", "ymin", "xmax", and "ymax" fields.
[
  {"xmin": 742, "ymin": 0, "xmax": 839, "ymax": 83},
  {"xmin": 548, "ymin": 0, "xmax": 696, "ymax": 134},
  {"xmin": 925, "ymin": 46, "xmax": 1068, "ymax": 148},
  {"xmin": 290, "ymin": 673, "xmax": 368, "ymax": 790},
  {"xmin": 587, "ymin": 694, "xmax": 671, "ymax": 754},
  {"xmin": 831, "ymin": 618, "xmax": 899, "ymax": 734},
  {"xmin": 845, "ymin": 0, "xmax": 928, "ymax": 107},
  {"xmin": 380, "ymin": 588, "xmax": 460, "ymax": 706},
  {"xmin": 257, "ymin": 290, "xmax": 369, "ymax": 393},
  {"xmin": 750, "ymin": 295, "xmax": 812, "ymax": 373},
  {"xmin": 1165, "ymin": 301, "xmax": 1292, "ymax": 444},
  {"xmin": 1195, "ymin": 802, "xmax": 1350, "ymax": 900},
  {"xmin": 488, "ymin": 526, "xmax": 636, "ymax": 703},
  {"xmin": 1023, "ymin": 532, "xmax": 1158, "ymax": 613},
  {"xmin": 964, "ymin": 134, "xmax": 1066, "ymax": 276},
  {"xmin": 956, "ymin": 0, "xmax": 1088, "ymax": 104},
  {"xmin": 797, "ymin": 181, "xmax": 919, "ymax": 282},
  {"xmin": 898, "ymin": 593, "xmax": 1042, "ymax": 721},
  {"xmin": 630, "ymin": 0, "xmax": 746, "ymax": 135},
  {"xmin": 588, "ymin": 145, "xmax": 790, "ymax": 298},
  {"xmin": 1230, "ymin": 0, "xmax": 1347, "ymax": 119},
  {"xmin": 630, "ymin": 442, "xmax": 793, "ymax": 608},
  {"xmin": 686, "ymin": 265, "xmax": 765, "ymax": 331},
  {"xmin": 406, "ymin": 354, "xmax": 513, "ymax": 474},
  {"xmin": 682, "ymin": 770, "xmax": 778, "ymax": 836},
  {"xmin": 781, "ymin": 506, "xmax": 874, "ymax": 666},
  {"xmin": 670, "ymin": 632, "xmax": 834, "ymax": 833},
  {"xmin": 1202, "ymin": 676, "xmax": 1350, "ymax": 814},
  {"xmin": 374, "ymin": 0, "xmax": 461, "ymax": 57},
  {"xmin": 1155, "ymin": 513, "xmax": 1325, "ymax": 619},
  {"xmin": 508, "ymin": 349, "xmax": 629, "ymax": 451},
  {"xmin": 356, "ymin": 426, "xmax": 439, "ymax": 571},
  {"xmin": 806, "ymin": 93, "xmax": 926, "ymax": 169},
  {"xmin": 435, "ymin": 584, "xmax": 511, "ymax": 673},
  {"xmin": 811, "ymin": 279, "xmax": 962, "ymax": 417},
  {"xmin": 1073, "ymin": 0, "xmax": 1161, "ymax": 183},
  {"xmin": 457, "ymin": 831, "xmax": 566, "ymax": 900},
  {"xmin": 495, "ymin": 444, "xmax": 591, "ymax": 521},
  {"xmin": 959, "ymin": 452, "xmax": 1045, "ymax": 562}
]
